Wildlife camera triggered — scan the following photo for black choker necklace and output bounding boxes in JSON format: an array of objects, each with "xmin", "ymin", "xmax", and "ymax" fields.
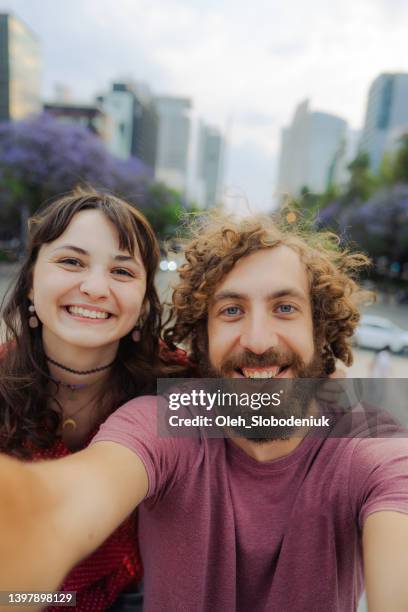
[{"xmin": 46, "ymin": 355, "xmax": 115, "ymax": 375}]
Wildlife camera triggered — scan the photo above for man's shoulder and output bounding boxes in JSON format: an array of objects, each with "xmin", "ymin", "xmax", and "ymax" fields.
[
  {"xmin": 95, "ymin": 393, "xmax": 204, "ymax": 463},
  {"xmin": 113, "ymin": 395, "xmax": 158, "ymax": 418},
  {"xmin": 318, "ymin": 426, "xmax": 408, "ymax": 465},
  {"xmin": 104, "ymin": 394, "xmax": 161, "ymax": 428},
  {"xmin": 350, "ymin": 435, "xmax": 408, "ymax": 468},
  {"xmin": 93, "ymin": 395, "xmax": 159, "ymax": 446},
  {"xmin": 306, "ymin": 431, "xmax": 408, "ymax": 488}
]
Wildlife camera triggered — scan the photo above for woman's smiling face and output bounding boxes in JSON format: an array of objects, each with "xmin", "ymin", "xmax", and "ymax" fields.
[{"xmin": 29, "ymin": 209, "xmax": 147, "ymax": 355}]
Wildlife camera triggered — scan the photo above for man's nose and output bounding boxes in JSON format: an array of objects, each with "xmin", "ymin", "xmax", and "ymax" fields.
[
  {"xmin": 79, "ymin": 270, "xmax": 110, "ymax": 300},
  {"xmin": 239, "ymin": 313, "xmax": 279, "ymax": 355}
]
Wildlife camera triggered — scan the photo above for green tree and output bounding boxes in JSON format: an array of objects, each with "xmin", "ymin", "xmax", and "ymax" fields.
[
  {"xmin": 141, "ymin": 183, "xmax": 184, "ymax": 240},
  {"xmin": 317, "ymin": 183, "xmax": 339, "ymax": 209},
  {"xmin": 343, "ymin": 152, "xmax": 376, "ymax": 203},
  {"xmin": 392, "ymin": 134, "xmax": 408, "ymax": 183},
  {"xmin": 377, "ymin": 152, "xmax": 395, "ymax": 187}
]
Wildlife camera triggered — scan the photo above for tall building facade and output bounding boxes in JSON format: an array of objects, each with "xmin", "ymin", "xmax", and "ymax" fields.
[
  {"xmin": 154, "ymin": 96, "xmax": 191, "ymax": 194},
  {"xmin": 195, "ymin": 121, "xmax": 223, "ymax": 207},
  {"xmin": 44, "ymin": 102, "xmax": 108, "ymax": 139},
  {"xmin": 97, "ymin": 82, "xmax": 158, "ymax": 169},
  {"xmin": 328, "ymin": 129, "xmax": 360, "ymax": 188},
  {"xmin": 0, "ymin": 14, "xmax": 41, "ymax": 121},
  {"xmin": 277, "ymin": 100, "xmax": 347, "ymax": 197},
  {"xmin": 360, "ymin": 73, "xmax": 408, "ymax": 171}
]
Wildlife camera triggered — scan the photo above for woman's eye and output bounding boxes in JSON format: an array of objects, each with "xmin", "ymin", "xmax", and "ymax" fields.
[
  {"xmin": 222, "ymin": 306, "xmax": 242, "ymax": 317},
  {"xmin": 277, "ymin": 304, "xmax": 296, "ymax": 314},
  {"xmin": 112, "ymin": 268, "xmax": 134, "ymax": 278},
  {"xmin": 59, "ymin": 258, "xmax": 82, "ymax": 267}
]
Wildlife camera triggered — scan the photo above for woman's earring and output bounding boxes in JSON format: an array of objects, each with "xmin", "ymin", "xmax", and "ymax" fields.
[
  {"xmin": 131, "ymin": 326, "xmax": 141, "ymax": 342},
  {"xmin": 28, "ymin": 302, "xmax": 39, "ymax": 329}
]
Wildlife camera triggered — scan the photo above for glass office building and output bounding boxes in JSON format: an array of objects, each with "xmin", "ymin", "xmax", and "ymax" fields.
[{"xmin": 0, "ymin": 13, "xmax": 41, "ymax": 121}]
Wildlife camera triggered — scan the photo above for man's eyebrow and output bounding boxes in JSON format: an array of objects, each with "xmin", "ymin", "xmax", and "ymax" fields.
[
  {"xmin": 268, "ymin": 288, "xmax": 307, "ymax": 302},
  {"xmin": 212, "ymin": 288, "xmax": 308, "ymax": 303},
  {"xmin": 212, "ymin": 291, "xmax": 247, "ymax": 303},
  {"xmin": 53, "ymin": 245, "xmax": 140, "ymax": 264}
]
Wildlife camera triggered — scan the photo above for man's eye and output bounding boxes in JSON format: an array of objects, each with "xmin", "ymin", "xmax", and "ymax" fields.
[
  {"xmin": 112, "ymin": 268, "xmax": 134, "ymax": 278},
  {"xmin": 277, "ymin": 304, "xmax": 296, "ymax": 314},
  {"xmin": 222, "ymin": 306, "xmax": 242, "ymax": 316}
]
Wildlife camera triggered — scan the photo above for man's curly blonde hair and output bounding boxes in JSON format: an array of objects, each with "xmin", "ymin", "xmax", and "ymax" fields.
[{"xmin": 164, "ymin": 212, "xmax": 373, "ymax": 375}]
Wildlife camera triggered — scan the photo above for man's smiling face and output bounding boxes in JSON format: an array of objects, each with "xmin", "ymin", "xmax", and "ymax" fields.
[{"xmin": 207, "ymin": 245, "xmax": 323, "ymax": 379}]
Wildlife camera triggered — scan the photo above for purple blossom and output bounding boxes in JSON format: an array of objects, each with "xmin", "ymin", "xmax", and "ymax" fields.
[
  {"xmin": 0, "ymin": 114, "xmax": 152, "ymax": 213},
  {"xmin": 318, "ymin": 185, "xmax": 408, "ymax": 261}
]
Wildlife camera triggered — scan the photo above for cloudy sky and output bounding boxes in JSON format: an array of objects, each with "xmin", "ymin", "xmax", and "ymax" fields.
[{"xmin": 2, "ymin": 0, "xmax": 408, "ymax": 210}]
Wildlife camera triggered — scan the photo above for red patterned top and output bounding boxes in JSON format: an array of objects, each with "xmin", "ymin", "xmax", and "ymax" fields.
[
  {"xmin": 2, "ymin": 342, "xmax": 191, "ymax": 610},
  {"xmin": 30, "ymin": 438, "xmax": 142, "ymax": 612}
]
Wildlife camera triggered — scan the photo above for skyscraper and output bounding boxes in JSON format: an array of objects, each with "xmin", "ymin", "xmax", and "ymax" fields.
[
  {"xmin": 328, "ymin": 129, "xmax": 360, "ymax": 188},
  {"xmin": 277, "ymin": 100, "xmax": 347, "ymax": 197},
  {"xmin": 195, "ymin": 121, "xmax": 224, "ymax": 207},
  {"xmin": 360, "ymin": 73, "xmax": 408, "ymax": 171},
  {"xmin": 154, "ymin": 96, "xmax": 191, "ymax": 194},
  {"xmin": 0, "ymin": 13, "xmax": 41, "ymax": 121},
  {"xmin": 43, "ymin": 102, "xmax": 109, "ymax": 140},
  {"xmin": 97, "ymin": 82, "xmax": 158, "ymax": 169}
]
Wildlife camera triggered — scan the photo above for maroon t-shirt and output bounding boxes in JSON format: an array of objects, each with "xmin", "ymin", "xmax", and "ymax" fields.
[{"xmin": 93, "ymin": 396, "xmax": 408, "ymax": 612}]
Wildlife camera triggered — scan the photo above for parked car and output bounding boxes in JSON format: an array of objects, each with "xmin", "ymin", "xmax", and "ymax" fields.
[{"xmin": 354, "ymin": 315, "xmax": 408, "ymax": 354}]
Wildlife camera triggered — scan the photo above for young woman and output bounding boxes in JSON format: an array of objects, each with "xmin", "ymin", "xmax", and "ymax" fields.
[{"xmin": 0, "ymin": 189, "xmax": 170, "ymax": 610}]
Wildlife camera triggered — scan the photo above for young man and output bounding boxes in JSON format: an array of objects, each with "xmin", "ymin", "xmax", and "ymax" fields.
[{"xmin": 2, "ymin": 214, "xmax": 408, "ymax": 611}]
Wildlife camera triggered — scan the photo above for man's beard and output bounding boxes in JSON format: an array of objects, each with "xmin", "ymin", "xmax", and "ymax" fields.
[{"xmin": 201, "ymin": 346, "xmax": 327, "ymax": 443}]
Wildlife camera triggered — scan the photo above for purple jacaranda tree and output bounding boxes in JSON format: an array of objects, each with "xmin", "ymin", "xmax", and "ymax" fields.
[
  {"xmin": 0, "ymin": 114, "xmax": 153, "ymax": 240},
  {"xmin": 348, "ymin": 185, "xmax": 408, "ymax": 262},
  {"xmin": 318, "ymin": 185, "xmax": 408, "ymax": 264}
]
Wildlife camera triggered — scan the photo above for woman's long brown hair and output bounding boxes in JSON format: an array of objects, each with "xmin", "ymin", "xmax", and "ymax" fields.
[{"xmin": 0, "ymin": 189, "xmax": 163, "ymax": 457}]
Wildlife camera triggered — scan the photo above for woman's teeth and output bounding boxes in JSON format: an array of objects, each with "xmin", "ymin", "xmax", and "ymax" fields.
[{"xmin": 67, "ymin": 306, "xmax": 110, "ymax": 319}]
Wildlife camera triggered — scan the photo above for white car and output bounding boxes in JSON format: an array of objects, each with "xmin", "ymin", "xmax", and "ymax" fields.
[{"xmin": 354, "ymin": 315, "xmax": 408, "ymax": 354}]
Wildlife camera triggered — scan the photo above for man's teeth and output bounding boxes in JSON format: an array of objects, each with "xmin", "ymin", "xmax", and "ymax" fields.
[
  {"xmin": 67, "ymin": 306, "xmax": 109, "ymax": 319},
  {"xmin": 241, "ymin": 367, "xmax": 283, "ymax": 379}
]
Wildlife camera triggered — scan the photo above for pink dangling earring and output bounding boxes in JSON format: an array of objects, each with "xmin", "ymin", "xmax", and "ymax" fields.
[
  {"xmin": 28, "ymin": 302, "xmax": 39, "ymax": 329},
  {"xmin": 132, "ymin": 327, "xmax": 141, "ymax": 342}
]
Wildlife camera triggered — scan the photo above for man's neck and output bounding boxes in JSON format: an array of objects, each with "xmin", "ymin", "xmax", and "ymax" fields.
[{"xmin": 229, "ymin": 435, "xmax": 305, "ymax": 462}]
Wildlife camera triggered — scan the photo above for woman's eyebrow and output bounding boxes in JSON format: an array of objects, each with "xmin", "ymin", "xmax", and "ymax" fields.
[
  {"xmin": 53, "ymin": 245, "xmax": 88, "ymax": 255},
  {"xmin": 113, "ymin": 254, "xmax": 136, "ymax": 263}
]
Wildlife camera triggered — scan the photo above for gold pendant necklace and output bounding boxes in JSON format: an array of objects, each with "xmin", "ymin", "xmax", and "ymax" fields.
[
  {"xmin": 62, "ymin": 417, "xmax": 78, "ymax": 430},
  {"xmin": 52, "ymin": 376, "xmax": 105, "ymax": 433},
  {"xmin": 60, "ymin": 389, "xmax": 91, "ymax": 431}
]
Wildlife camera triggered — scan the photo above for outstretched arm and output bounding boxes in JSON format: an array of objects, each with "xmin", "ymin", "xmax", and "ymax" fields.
[
  {"xmin": 363, "ymin": 511, "xmax": 408, "ymax": 611},
  {"xmin": 0, "ymin": 441, "xmax": 147, "ymax": 593}
]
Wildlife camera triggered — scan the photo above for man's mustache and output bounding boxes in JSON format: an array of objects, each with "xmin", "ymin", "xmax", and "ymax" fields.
[{"xmin": 218, "ymin": 348, "xmax": 306, "ymax": 376}]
